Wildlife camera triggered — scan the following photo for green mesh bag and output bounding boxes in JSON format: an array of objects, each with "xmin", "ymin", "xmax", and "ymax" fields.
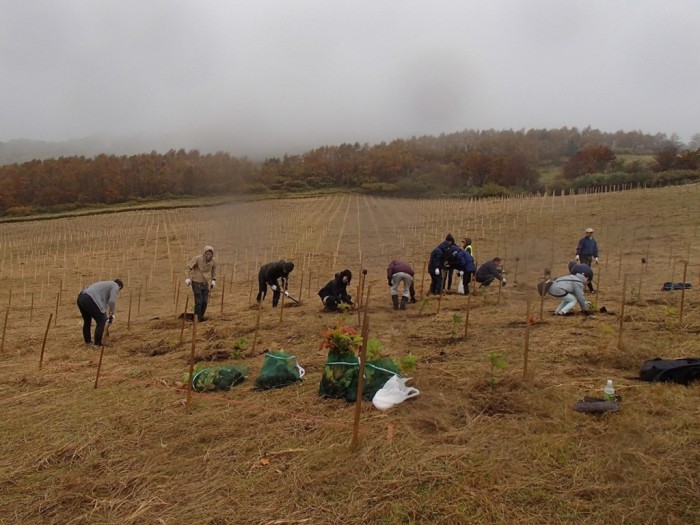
[
  {"xmin": 192, "ymin": 365, "xmax": 247, "ymax": 392},
  {"xmin": 254, "ymin": 351, "xmax": 305, "ymax": 390},
  {"xmin": 361, "ymin": 358, "xmax": 401, "ymax": 401},
  {"xmin": 319, "ymin": 351, "xmax": 359, "ymax": 399}
]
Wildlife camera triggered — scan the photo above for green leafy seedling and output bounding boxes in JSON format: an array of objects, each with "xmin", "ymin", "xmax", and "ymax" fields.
[{"xmin": 487, "ymin": 352, "xmax": 508, "ymax": 386}]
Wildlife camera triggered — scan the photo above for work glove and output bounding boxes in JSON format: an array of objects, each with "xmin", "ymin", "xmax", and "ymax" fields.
[
  {"xmin": 594, "ymin": 257, "xmax": 599, "ymax": 264},
  {"xmin": 210, "ymin": 280, "xmax": 216, "ymax": 289},
  {"xmin": 459, "ymin": 271, "xmax": 464, "ymax": 277},
  {"xmin": 185, "ymin": 278, "xmax": 191, "ymax": 286},
  {"xmin": 501, "ymin": 278, "xmax": 507, "ymax": 286},
  {"xmin": 108, "ymin": 314, "xmax": 115, "ymax": 325},
  {"xmin": 434, "ymin": 268, "xmax": 440, "ymax": 276},
  {"xmin": 271, "ymin": 284, "xmax": 278, "ymax": 291},
  {"xmin": 575, "ymin": 255, "xmax": 580, "ymax": 262}
]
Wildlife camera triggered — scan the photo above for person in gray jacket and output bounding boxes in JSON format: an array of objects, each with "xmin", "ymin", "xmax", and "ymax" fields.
[
  {"xmin": 76, "ymin": 279, "xmax": 123, "ymax": 346},
  {"xmin": 547, "ymin": 270, "xmax": 592, "ymax": 315}
]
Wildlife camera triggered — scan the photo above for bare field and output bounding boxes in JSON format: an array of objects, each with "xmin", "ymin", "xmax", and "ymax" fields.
[{"xmin": 1, "ymin": 186, "xmax": 699, "ymax": 525}]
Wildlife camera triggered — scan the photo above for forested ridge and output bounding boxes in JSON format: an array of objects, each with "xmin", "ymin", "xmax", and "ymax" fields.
[{"xmin": 1, "ymin": 126, "xmax": 699, "ymax": 216}]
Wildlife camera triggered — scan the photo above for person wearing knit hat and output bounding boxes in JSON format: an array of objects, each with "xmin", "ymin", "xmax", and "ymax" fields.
[{"xmin": 185, "ymin": 246, "xmax": 217, "ymax": 322}]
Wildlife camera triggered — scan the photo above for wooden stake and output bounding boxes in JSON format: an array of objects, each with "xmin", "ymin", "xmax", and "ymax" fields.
[
  {"xmin": 186, "ymin": 316, "xmax": 198, "ymax": 409},
  {"xmin": 248, "ymin": 276, "xmax": 255, "ymax": 306},
  {"xmin": 279, "ymin": 289, "xmax": 286, "ymax": 322},
  {"xmin": 523, "ymin": 297, "xmax": 531, "ymax": 379},
  {"xmin": 179, "ymin": 296, "xmax": 190, "ymax": 344},
  {"xmin": 94, "ymin": 342, "xmax": 105, "ymax": 389},
  {"xmin": 137, "ymin": 284, "xmax": 143, "ymax": 316},
  {"xmin": 29, "ymin": 292, "xmax": 34, "ymax": 323},
  {"xmin": 53, "ymin": 291, "xmax": 60, "ymax": 327},
  {"xmin": 351, "ymin": 307, "xmax": 371, "ymax": 453},
  {"xmin": 298, "ymin": 270, "xmax": 304, "ymax": 301},
  {"xmin": 39, "ymin": 313, "xmax": 52, "ymax": 369},
  {"xmin": 220, "ymin": 277, "xmax": 226, "ymax": 315},
  {"xmin": 419, "ymin": 259, "xmax": 427, "ymax": 299},
  {"xmin": 251, "ymin": 305, "xmax": 263, "ymax": 355},
  {"xmin": 679, "ymin": 260, "xmax": 688, "ymax": 326},
  {"xmin": 127, "ymin": 290, "xmax": 133, "ymax": 332},
  {"xmin": 463, "ymin": 289, "xmax": 472, "ymax": 338},
  {"xmin": 617, "ymin": 275, "xmax": 627, "ymax": 350},
  {"xmin": 174, "ymin": 280, "xmax": 181, "ymax": 315}
]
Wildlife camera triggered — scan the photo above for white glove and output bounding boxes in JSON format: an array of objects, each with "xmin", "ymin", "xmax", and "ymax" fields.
[
  {"xmin": 434, "ymin": 268, "xmax": 440, "ymax": 276},
  {"xmin": 459, "ymin": 271, "xmax": 464, "ymax": 277},
  {"xmin": 594, "ymin": 257, "xmax": 599, "ymax": 264},
  {"xmin": 210, "ymin": 280, "xmax": 216, "ymax": 288},
  {"xmin": 271, "ymin": 284, "xmax": 278, "ymax": 291},
  {"xmin": 501, "ymin": 278, "xmax": 507, "ymax": 286},
  {"xmin": 575, "ymin": 255, "xmax": 580, "ymax": 262},
  {"xmin": 108, "ymin": 314, "xmax": 115, "ymax": 324},
  {"xmin": 185, "ymin": 278, "xmax": 191, "ymax": 286}
]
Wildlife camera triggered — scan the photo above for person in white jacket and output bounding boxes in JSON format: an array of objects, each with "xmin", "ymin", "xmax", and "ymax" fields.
[{"xmin": 547, "ymin": 270, "xmax": 592, "ymax": 316}]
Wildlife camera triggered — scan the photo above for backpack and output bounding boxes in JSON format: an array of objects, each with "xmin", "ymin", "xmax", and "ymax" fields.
[
  {"xmin": 537, "ymin": 279, "xmax": 553, "ymax": 297},
  {"xmin": 639, "ymin": 358, "xmax": 700, "ymax": 385}
]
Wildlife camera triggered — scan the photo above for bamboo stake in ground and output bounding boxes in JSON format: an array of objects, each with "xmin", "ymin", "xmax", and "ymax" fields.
[
  {"xmin": 279, "ymin": 288, "xmax": 286, "ymax": 322},
  {"xmin": 179, "ymin": 296, "xmax": 190, "ymax": 344},
  {"xmin": 617, "ymin": 274, "xmax": 628, "ymax": 350},
  {"xmin": 637, "ymin": 257, "xmax": 646, "ymax": 301},
  {"xmin": 94, "ymin": 338, "xmax": 106, "ymax": 389},
  {"xmin": 137, "ymin": 284, "xmax": 143, "ymax": 316},
  {"xmin": 53, "ymin": 291, "xmax": 60, "ymax": 327},
  {"xmin": 523, "ymin": 297, "xmax": 531, "ymax": 379},
  {"xmin": 220, "ymin": 277, "xmax": 226, "ymax": 315},
  {"xmin": 251, "ymin": 305, "xmax": 263, "ymax": 355},
  {"xmin": 463, "ymin": 289, "xmax": 472, "ymax": 338},
  {"xmin": 419, "ymin": 259, "xmax": 427, "ymax": 299},
  {"xmin": 0, "ymin": 289, "xmax": 11, "ymax": 354},
  {"xmin": 127, "ymin": 290, "xmax": 133, "ymax": 332},
  {"xmin": 29, "ymin": 292, "xmax": 34, "ymax": 323},
  {"xmin": 539, "ymin": 269, "xmax": 549, "ymax": 320},
  {"xmin": 351, "ymin": 307, "xmax": 371, "ymax": 453},
  {"xmin": 248, "ymin": 276, "xmax": 255, "ymax": 306},
  {"xmin": 298, "ymin": 270, "xmax": 304, "ymax": 302},
  {"xmin": 38, "ymin": 313, "xmax": 53, "ymax": 369},
  {"xmin": 359, "ymin": 269, "xmax": 367, "ymax": 308},
  {"xmin": 174, "ymin": 280, "xmax": 181, "ymax": 315},
  {"xmin": 186, "ymin": 316, "xmax": 198, "ymax": 409},
  {"xmin": 436, "ymin": 273, "xmax": 445, "ymax": 314},
  {"xmin": 679, "ymin": 260, "xmax": 688, "ymax": 326}
]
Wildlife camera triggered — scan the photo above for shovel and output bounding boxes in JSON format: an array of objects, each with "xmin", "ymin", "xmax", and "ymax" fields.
[{"xmin": 283, "ymin": 290, "xmax": 301, "ymax": 304}]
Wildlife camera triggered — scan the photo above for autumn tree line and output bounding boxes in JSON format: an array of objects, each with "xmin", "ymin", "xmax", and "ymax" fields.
[{"xmin": 1, "ymin": 127, "xmax": 699, "ymax": 216}]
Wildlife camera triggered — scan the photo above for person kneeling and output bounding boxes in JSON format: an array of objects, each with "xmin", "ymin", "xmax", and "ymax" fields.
[
  {"xmin": 318, "ymin": 270, "xmax": 353, "ymax": 311},
  {"xmin": 547, "ymin": 269, "xmax": 593, "ymax": 316}
]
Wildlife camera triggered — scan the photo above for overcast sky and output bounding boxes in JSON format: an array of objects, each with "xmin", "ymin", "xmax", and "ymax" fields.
[{"xmin": 1, "ymin": 0, "xmax": 699, "ymax": 157}]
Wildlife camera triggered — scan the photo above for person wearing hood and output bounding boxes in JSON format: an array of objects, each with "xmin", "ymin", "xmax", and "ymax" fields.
[
  {"xmin": 318, "ymin": 269, "xmax": 353, "ymax": 311},
  {"xmin": 257, "ymin": 260, "xmax": 295, "ymax": 307},
  {"xmin": 428, "ymin": 233, "xmax": 456, "ymax": 295},
  {"xmin": 77, "ymin": 279, "xmax": 123, "ymax": 347},
  {"xmin": 185, "ymin": 246, "xmax": 217, "ymax": 322},
  {"xmin": 386, "ymin": 260, "xmax": 415, "ymax": 310},
  {"xmin": 446, "ymin": 244, "xmax": 476, "ymax": 294},
  {"xmin": 548, "ymin": 267, "xmax": 593, "ymax": 315}
]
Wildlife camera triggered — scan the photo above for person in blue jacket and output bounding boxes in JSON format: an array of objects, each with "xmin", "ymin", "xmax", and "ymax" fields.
[
  {"xmin": 445, "ymin": 244, "xmax": 476, "ymax": 294},
  {"xmin": 568, "ymin": 261, "xmax": 595, "ymax": 293},
  {"xmin": 428, "ymin": 234, "xmax": 455, "ymax": 295},
  {"xmin": 576, "ymin": 228, "xmax": 599, "ymax": 267}
]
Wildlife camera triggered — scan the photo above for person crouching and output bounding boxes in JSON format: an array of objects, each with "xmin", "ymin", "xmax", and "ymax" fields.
[
  {"xmin": 318, "ymin": 269, "xmax": 353, "ymax": 311},
  {"xmin": 548, "ymin": 268, "xmax": 593, "ymax": 316}
]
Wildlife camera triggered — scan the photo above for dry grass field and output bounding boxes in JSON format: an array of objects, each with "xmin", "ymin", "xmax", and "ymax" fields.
[{"xmin": 1, "ymin": 185, "xmax": 699, "ymax": 525}]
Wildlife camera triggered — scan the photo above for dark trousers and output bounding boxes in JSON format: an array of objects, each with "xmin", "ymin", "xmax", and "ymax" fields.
[
  {"xmin": 428, "ymin": 267, "xmax": 442, "ymax": 294},
  {"xmin": 192, "ymin": 282, "xmax": 209, "ymax": 321},
  {"xmin": 463, "ymin": 271, "xmax": 473, "ymax": 290},
  {"xmin": 580, "ymin": 256, "xmax": 595, "ymax": 292},
  {"xmin": 256, "ymin": 276, "xmax": 281, "ymax": 307},
  {"xmin": 478, "ymin": 275, "xmax": 495, "ymax": 287},
  {"xmin": 77, "ymin": 293, "xmax": 107, "ymax": 345},
  {"xmin": 446, "ymin": 268, "xmax": 454, "ymax": 290}
]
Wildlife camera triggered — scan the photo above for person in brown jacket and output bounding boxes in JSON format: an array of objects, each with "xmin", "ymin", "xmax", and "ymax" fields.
[{"xmin": 185, "ymin": 245, "xmax": 217, "ymax": 322}]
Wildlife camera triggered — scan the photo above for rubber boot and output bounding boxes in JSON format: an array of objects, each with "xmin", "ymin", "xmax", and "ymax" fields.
[
  {"xmin": 399, "ymin": 296, "xmax": 408, "ymax": 310},
  {"xmin": 391, "ymin": 295, "xmax": 399, "ymax": 310}
]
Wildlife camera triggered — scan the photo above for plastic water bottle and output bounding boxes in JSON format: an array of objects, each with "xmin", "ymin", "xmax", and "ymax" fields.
[{"xmin": 603, "ymin": 379, "xmax": 615, "ymax": 401}]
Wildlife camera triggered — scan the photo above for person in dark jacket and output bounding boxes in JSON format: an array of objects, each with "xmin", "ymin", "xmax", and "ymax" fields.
[
  {"xmin": 318, "ymin": 269, "xmax": 353, "ymax": 311},
  {"xmin": 256, "ymin": 260, "xmax": 295, "ymax": 307},
  {"xmin": 446, "ymin": 244, "xmax": 476, "ymax": 294},
  {"xmin": 475, "ymin": 257, "xmax": 505, "ymax": 287},
  {"xmin": 76, "ymin": 279, "xmax": 123, "ymax": 347},
  {"xmin": 576, "ymin": 228, "xmax": 599, "ymax": 267},
  {"xmin": 568, "ymin": 261, "xmax": 595, "ymax": 293},
  {"xmin": 386, "ymin": 260, "xmax": 416, "ymax": 310},
  {"xmin": 428, "ymin": 233, "xmax": 456, "ymax": 295}
]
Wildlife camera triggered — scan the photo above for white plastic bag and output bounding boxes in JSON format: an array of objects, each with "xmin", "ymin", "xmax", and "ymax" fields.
[
  {"xmin": 457, "ymin": 280, "xmax": 465, "ymax": 295},
  {"xmin": 372, "ymin": 375, "xmax": 420, "ymax": 411}
]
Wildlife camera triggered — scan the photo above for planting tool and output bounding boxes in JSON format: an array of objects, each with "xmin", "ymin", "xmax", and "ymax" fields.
[{"xmin": 283, "ymin": 290, "xmax": 300, "ymax": 304}]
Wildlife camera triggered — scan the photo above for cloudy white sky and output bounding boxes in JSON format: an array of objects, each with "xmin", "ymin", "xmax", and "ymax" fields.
[{"xmin": 1, "ymin": 0, "xmax": 699, "ymax": 157}]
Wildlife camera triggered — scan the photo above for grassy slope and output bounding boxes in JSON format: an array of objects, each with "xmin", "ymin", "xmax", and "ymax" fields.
[{"xmin": 0, "ymin": 186, "xmax": 699, "ymax": 525}]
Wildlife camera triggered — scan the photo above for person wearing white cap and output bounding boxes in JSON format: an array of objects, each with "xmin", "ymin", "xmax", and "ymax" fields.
[{"xmin": 575, "ymin": 228, "xmax": 599, "ymax": 268}]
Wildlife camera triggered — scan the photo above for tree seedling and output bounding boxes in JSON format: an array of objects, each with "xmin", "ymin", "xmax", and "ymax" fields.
[{"xmin": 487, "ymin": 352, "xmax": 508, "ymax": 386}]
